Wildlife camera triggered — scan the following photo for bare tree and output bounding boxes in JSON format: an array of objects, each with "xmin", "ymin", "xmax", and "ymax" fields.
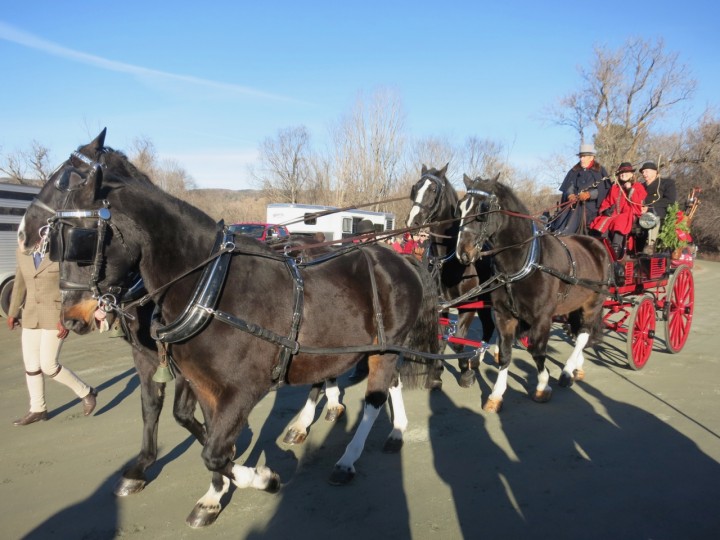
[
  {"xmin": 254, "ymin": 126, "xmax": 312, "ymax": 204},
  {"xmin": 128, "ymin": 137, "xmax": 196, "ymax": 196},
  {"xmin": 330, "ymin": 88, "xmax": 406, "ymax": 210},
  {"xmin": 547, "ymin": 37, "xmax": 696, "ymax": 169},
  {"xmin": 0, "ymin": 140, "xmax": 53, "ymax": 184}
]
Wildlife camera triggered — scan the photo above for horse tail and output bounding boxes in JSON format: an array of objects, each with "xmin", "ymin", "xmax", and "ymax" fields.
[{"xmin": 399, "ymin": 256, "xmax": 442, "ymax": 390}]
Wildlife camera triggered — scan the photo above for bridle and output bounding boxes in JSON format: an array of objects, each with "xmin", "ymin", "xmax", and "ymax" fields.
[
  {"xmin": 28, "ymin": 151, "xmax": 136, "ymax": 316},
  {"xmin": 458, "ymin": 188, "xmax": 501, "ymax": 253},
  {"xmin": 410, "ymin": 173, "xmax": 447, "ymax": 222}
]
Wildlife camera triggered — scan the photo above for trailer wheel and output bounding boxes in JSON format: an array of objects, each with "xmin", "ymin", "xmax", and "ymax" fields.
[
  {"xmin": 626, "ymin": 294, "xmax": 656, "ymax": 370},
  {"xmin": 0, "ymin": 278, "xmax": 14, "ymax": 318},
  {"xmin": 664, "ymin": 264, "xmax": 694, "ymax": 353}
]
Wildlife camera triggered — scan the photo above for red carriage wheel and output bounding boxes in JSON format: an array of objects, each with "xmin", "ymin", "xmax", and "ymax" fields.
[
  {"xmin": 664, "ymin": 264, "xmax": 695, "ymax": 353},
  {"xmin": 626, "ymin": 294, "xmax": 656, "ymax": 370}
]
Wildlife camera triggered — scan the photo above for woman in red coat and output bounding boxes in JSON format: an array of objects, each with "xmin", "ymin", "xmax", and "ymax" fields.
[{"xmin": 590, "ymin": 162, "xmax": 647, "ymax": 259}]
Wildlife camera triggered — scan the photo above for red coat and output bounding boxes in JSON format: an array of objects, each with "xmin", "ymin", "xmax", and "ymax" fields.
[{"xmin": 590, "ymin": 182, "xmax": 647, "ymax": 235}]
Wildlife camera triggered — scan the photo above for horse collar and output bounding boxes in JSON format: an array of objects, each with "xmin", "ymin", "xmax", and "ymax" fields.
[{"xmin": 151, "ymin": 227, "xmax": 234, "ymax": 343}]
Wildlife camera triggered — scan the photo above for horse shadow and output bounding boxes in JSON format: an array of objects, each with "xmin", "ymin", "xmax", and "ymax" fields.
[
  {"xmin": 243, "ymin": 378, "xmax": 412, "ymax": 539},
  {"xmin": 19, "ymin": 434, "xmax": 197, "ymax": 539},
  {"xmin": 428, "ymin": 365, "xmax": 720, "ymax": 538}
]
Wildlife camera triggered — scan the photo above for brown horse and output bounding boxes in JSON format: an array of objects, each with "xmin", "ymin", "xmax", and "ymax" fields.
[
  {"xmin": 20, "ymin": 130, "xmax": 441, "ymax": 527},
  {"xmin": 407, "ymin": 164, "xmax": 496, "ymax": 387},
  {"xmin": 456, "ymin": 175, "xmax": 611, "ymax": 412}
]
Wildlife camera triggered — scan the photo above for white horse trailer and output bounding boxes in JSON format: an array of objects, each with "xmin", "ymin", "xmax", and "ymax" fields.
[
  {"xmin": 266, "ymin": 203, "xmax": 395, "ymax": 242},
  {"xmin": 0, "ymin": 182, "xmax": 40, "ymax": 317}
]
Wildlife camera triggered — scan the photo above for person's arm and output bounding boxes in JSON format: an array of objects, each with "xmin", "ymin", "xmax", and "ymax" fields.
[{"xmin": 7, "ymin": 263, "xmax": 26, "ymax": 319}]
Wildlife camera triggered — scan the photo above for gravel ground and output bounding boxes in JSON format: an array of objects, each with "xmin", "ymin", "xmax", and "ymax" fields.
[{"xmin": 1, "ymin": 260, "xmax": 719, "ymax": 540}]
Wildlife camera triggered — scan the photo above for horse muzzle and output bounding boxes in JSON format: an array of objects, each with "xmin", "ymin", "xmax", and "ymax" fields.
[{"xmin": 62, "ymin": 297, "xmax": 102, "ymax": 335}]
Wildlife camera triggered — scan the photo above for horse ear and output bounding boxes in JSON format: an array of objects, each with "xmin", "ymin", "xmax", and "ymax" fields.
[
  {"xmin": 463, "ymin": 174, "xmax": 473, "ymax": 189},
  {"xmin": 81, "ymin": 128, "xmax": 107, "ymax": 159},
  {"xmin": 421, "ymin": 164, "xmax": 428, "ymax": 175},
  {"xmin": 491, "ymin": 172, "xmax": 501, "ymax": 184},
  {"xmin": 440, "ymin": 163, "xmax": 449, "ymax": 177}
]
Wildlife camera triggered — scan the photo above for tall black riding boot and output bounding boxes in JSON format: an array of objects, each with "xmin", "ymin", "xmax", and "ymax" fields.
[{"xmin": 611, "ymin": 233, "xmax": 625, "ymax": 260}]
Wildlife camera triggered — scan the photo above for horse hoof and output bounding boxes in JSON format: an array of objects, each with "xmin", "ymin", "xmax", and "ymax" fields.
[
  {"xmin": 458, "ymin": 370, "xmax": 476, "ymax": 388},
  {"xmin": 325, "ymin": 405, "xmax": 345, "ymax": 422},
  {"xmin": 328, "ymin": 465, "xmax": 355, "ymax": 486},
  {"xmin": 113, "ymin": 477, "xmax": 146, "ymax": 497},
  {"xmin": 185, "ymin": 503, "xmax": 221, "ymax": 528},
  {"xmin": 558, "ymin": 371, "xmax": 575, "ymax": 388},
  {"xmin": 282, "ymin": 428, "xmax": 307, "ymax": 445},
  {"xmin": 532, "ymin": 388, "xmax": 552, "ymax": 403},
  {"xmin": 383, "ymin": 437, "xmax": 403, "ymax": 454},
  {"xmin": 483, "ymin": 398, "xmax": 503, "ymax": 413},
  {"xmin": 573, "ymin": 368, "xmax": 586, "ymax": 381},
  {"xmin": 264, "ymin": 472, "xmax": 282, "ymax": 494}
]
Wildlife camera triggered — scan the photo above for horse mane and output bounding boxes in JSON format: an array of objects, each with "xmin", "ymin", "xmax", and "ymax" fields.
[
  {"xmin": 470, "ymin": 176, "xmax": 530, "ymax": 215},
  {"xmin": 99, "ymin": 148, "xmax": 217, "ymax": 231}
]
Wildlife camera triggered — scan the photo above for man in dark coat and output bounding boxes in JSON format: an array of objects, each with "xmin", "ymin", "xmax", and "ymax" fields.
[
  {"xmin": 550, "ymin": 143, "xmax": 611, "ymax": 235},
  {"xmin": 639, "ymin": 161, "xmax": 677, "ymax": 253}
]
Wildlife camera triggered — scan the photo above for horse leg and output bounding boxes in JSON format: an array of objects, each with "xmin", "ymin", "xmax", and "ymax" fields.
[
  {"xmin": 186, "ymin": 472, "xmax": 231, "ymax": 528},
  {"xmin": 114, "ymin": 349, "xmax": 165, "ymax": 497},
  {"xmin": 173, "ymin": 376, "xmax": 207, "ymax": 444},
  {"xmin": 456, "ymin": 310, "xmax": 477, "ymax": 388},
  {"xmin": 527, "ymin": 324, "xmax": 552, "ymax": 403},
  {"xmin": 323, "ymin": 378, "xmax": 345, "ymax": 422},
  {"xmin": 283, "ymin": 381, "xmax": 326, "ymax": 445},
  {"xmin": 188, "ymin": 405, "xmax": 281, "ymax": 528},
  {"xmin": 559, "ymin": 332, "xmax": 590, "ymax": 387},
  {"xmin": 382, "ymin": 376, "xmax": 406, "ymax": 453},
  {"xmin": 484, "ymin": 318, "xmax": 516, "ymax": 413},
  {"xmin": 329, "ymin": 354, "xmax": 393, "ymax": 485}
]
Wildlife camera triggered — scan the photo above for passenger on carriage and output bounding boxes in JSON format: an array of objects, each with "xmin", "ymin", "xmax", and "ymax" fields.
[
  {"xmin": 589, "ymin": 162, "xmax": 647, "ymax": 259},
  {"xmin": 550, "ymin": 143, "xmax": 611, "ymax": 235},
  {"xmin": 638, "ymin": 161, "xmax": 677, "ymax": 254}
]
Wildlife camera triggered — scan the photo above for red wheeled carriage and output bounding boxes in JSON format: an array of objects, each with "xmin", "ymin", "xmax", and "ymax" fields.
[
  {"xmin": 602, "ymin": 246, "xmax": 695, "ymax": 370},
  {"xmin": 438, "ymin": 245, "xmax": 695, "ymax": 372}
]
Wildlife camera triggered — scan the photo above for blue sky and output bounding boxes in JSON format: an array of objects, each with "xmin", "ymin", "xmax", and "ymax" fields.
[{"xmin": 1, "ymin": 1, "xmax": 718, "ymax": 190}]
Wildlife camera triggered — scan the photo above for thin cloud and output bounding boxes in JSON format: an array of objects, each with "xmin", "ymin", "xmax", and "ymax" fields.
[{"xmin": 0, "ymin": 21, "xmax": 297, "ymax": 103}]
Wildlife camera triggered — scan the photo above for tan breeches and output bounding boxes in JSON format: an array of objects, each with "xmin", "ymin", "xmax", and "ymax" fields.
[{"xmin": 21, "ymin": 328, "xmax": 90, "ymax": 412}]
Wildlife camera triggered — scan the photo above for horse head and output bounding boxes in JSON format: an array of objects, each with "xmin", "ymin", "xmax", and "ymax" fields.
[
  {"xmin": 406, "ymin": 163, "xmax": 452, "ymax": 228},
  {"xmin": 455, "ymin": 173, "xmax": 504, "ymax": 264},
  {"xmin": 20, "ymin": 129, "xmax": 145, "ymax": 334}
]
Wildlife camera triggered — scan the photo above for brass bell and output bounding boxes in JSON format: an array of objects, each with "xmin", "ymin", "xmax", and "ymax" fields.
[
  {"xmin": 152, "ymin": 362, "xmax": 174, "ymax": 383},
  {"xmin": 107, "ymin": 321, "xmax": 125, "ymax": 338}
]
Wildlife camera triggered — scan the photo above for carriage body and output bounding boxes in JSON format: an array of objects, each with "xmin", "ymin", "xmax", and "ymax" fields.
[{"xmin": 601, "ymin": 241, "xmax": 695, "ymax": 370}]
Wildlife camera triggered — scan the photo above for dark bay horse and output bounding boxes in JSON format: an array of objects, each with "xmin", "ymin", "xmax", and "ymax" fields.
[
  {"xmin": 456, "ymin": 175, "xmax": 611, "ymax": 412},
  {"xmin": 21, "ymin": 130, "xmax": 440, "ymax": 527},
  {"xmin": 407, "ymin": 164, "xmax": 496, "ymax": 387},
  {"xmin": 19, "ymin": 204, "xmax": 208, "ymax": 497}
]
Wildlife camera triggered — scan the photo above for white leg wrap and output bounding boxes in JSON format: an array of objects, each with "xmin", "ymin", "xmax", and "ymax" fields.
[
  {"xmin": 536, "ymin": 367, "xmax": 550, "ymax": 393},
  {"xmin": 196, "ymin": 475, "xmax": 230, "ymax": 509},
  {"xmin": 325, "ymin": 381, "xmax": 341, "ymax": 409},
  {"xmin": 230, "ymin": 464, "xmax": 276, "ymax": 490},
  {"xmin": 334, "ymin": 403, "xmax": 381, "ymax": 471},
  {"xmin": 564, "ymin": 332, "xmax": 589, "ymax": 376},
  {"xmin": 288, "ymin": 396, "xmax": 317, "ymax": 434},
  {"xmin": 490, "ymin": 367, "xmax": 509, "ymax": 400},
  {"xmin": 388, "ymin": 381, "xmax": 408, "ymax": 439}
]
